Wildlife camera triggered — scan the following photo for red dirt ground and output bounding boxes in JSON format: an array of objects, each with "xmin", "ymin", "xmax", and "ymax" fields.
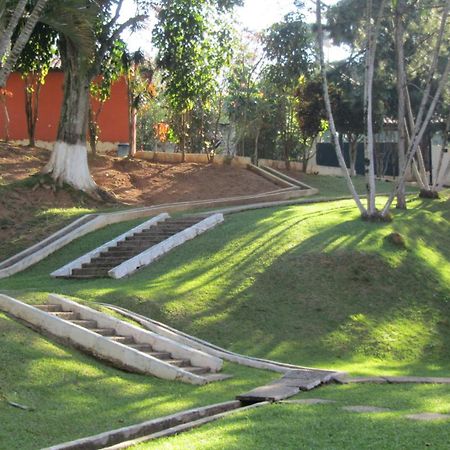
[{"xmin": 0, "ymin": 144, "xmax": 279, "ymax": 259}]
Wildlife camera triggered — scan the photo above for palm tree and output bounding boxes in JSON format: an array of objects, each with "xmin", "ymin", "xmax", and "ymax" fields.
[{"xmin": 0, "ymin": 0, "xmax": 50, "ymax": 87}]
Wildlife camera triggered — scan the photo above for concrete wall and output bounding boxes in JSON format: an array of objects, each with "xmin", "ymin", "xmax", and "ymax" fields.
[
  {"xmin": 0, "ymin": 71, "xmax": 129, "ymax": 146},
  {"xmin": 432, "ymin": 143, "xmax": 450, "ymax": 186}
]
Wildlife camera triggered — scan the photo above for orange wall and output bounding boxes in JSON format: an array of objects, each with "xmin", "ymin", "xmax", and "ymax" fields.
[{"xmin": 0, "ymin": 71, "xmax": 129, "ymax": 143}]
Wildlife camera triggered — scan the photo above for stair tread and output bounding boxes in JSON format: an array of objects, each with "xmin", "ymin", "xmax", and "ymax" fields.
[
  {"xmin": 182, "ymin": 366, "xmax": 210, "ymax": 374},
  {"xmin": 34, "ymin": 304, "xmax": 62, "ymax": 312}
]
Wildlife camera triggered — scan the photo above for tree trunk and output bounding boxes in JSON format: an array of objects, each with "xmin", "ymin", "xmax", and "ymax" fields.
[
  {"xmin": 1, "ymin": 95, "xmax": 10, "ymax": 142},
  {"xmin": 382, "ymin": 56, "xmax": 450, "ymax": 214},
  {"xmin": 395, "ymin": 0, "xmax": 407, "ymax": 209},
  {"xmin": 129, "ymin": 106, "xmax": 137, "ymax": 157},
  {"xmin": 88, "ymin": 105, "xmax": 98, "ymax": 156},
  {"xmin": 253, "ymin": 126, "xmax": 260, "ymax": 165},
  {"xmin": 364, "ymin": 0, "xmax": 386, "ymax": 216},
  {"xmin": 0, "ymin": 0, "xmax": 49, "ymax": 87},
  {"xmin": 316, "ymin": 0, "xmax": 368, "ymax": 217},
  {"xmin": 24, "ymin": 73, "xmax": 41, "ymax": 147},
  {"xmin": 42, "ymin": 37, "xmax": 97, "ymax": 193},
  {"xmin": 349, "ymin": 135, "xmax": 358, "ymax": 177}
]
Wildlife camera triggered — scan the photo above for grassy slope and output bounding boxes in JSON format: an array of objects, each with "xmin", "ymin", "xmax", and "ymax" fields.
[
  {"xmin": 1, "ymin": 195, "xmax": 448, "ymax": 375},
  {"xmin": 1, "ymin": 191, "xmax": 449, "ymax": 449},
  {"xmin": 0, "ymin": 312, "xmax": 274, "ymax": 450}
]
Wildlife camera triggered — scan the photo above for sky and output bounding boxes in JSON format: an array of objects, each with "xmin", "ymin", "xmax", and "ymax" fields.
[{"xmin": 121, "ymin": 0, "xmax": 346, "ymax": 60}]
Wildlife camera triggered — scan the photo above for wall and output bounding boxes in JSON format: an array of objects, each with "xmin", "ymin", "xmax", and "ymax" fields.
[
  {"xmin": 0, "ymin": 71, "xmax": 128, "ymax": 148},
  {"xmin": 432, "ymin": 142, "xmax": 450, "ymax": 186}
]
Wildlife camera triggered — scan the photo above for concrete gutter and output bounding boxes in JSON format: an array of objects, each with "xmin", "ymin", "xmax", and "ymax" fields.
[
  {"xmin": 44, "ymin": 400, "xmax": 268, "ymax": 450},
  {"xmin": 51, "ymin": 213, "xmax": 170, "ymax": 278},
  {"xmin": 109, "ymin": 214, "xmax": 224, "ymax": 279}
]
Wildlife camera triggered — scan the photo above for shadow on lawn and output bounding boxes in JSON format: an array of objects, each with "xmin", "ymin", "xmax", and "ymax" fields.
[{"xmin": 1, "ymin": 199, "xmax": 449, "ymax": 377}]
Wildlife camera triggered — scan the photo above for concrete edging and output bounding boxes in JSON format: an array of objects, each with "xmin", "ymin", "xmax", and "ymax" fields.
[
  {"xmin": 247, "ymin": 163, "xmax": 297, "ymax": 188},
  {"xmin": 0, "ymin": 187, "xmax": 316, "ymax": 279},
  {"xmin": 100, "ymin": 303, "xmax": 339, "ymax": 376},
  {"xmin": 260, "ymin": 165, "xmax": 316, "ymax": 191},
  {"xmin": 108, "ymin": 214, "xmax": 224, "ymax": 279},
  {"xmin": 51, "ymin": 213, "xmax": 170, "ymax": 278},
  {"xmin": 48, "ymin": 294, "xmax": 223, "ymax": 372}
]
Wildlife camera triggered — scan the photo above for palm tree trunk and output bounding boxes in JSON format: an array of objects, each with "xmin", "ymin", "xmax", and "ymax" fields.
[
  {"xmin": 0, "ymin": 0, "xmax": 28, "ymax": 63},
  {"xmin": 0, "ymin": 0, "xmax": 49, "ymax": 87}
]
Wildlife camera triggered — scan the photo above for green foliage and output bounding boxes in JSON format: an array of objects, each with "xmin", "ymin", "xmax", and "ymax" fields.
[
  {"xmin": 263, "ymin": 8, "xmax": 313, "ymax": 88},
  {"xmin": 90, "ymin": 39, "xmax": 126, "ymax": 103},
  {"xmin": 14, "ymin": 22, "xmax": 56, "ymax": 84},
  {"xmin": 153, "ymin": 0, "xmax": 236, "ymax": 113},
  {"xmin": 295, "ymin": 74, "xmax": 328, "ymax": 142}
]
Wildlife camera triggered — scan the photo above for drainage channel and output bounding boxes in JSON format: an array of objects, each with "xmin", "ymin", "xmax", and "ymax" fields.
[{"xmin": 44, "ymin": 399, "xmax": 269, "ymax": 450}]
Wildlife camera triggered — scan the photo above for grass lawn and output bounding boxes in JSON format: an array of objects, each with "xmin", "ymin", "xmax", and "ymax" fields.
[
  {"xmin": 1, "ymin": 190, "xmax": 449, "ymax": 448},
  {"xmin": 138, "ymin": 384, "xmax": 450, "ymax": 450}
]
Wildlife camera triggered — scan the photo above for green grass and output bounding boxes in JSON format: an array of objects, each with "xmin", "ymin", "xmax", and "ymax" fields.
[
  {"xmin": 0, "ymin": 207, "xmax": 96, "ymax": 260},
  {"xmin": 1, "ymin": 192, "xmax": 449, "ymax": 448},
  {"xmin": 137, "ymin": 384, "xmax": 450, "ymax": 449},
  {"xmin": 0, "ymin": 312, "xmax": 275, "ymax": 450},
  {"xmin": 300, "ymin": 173, "xmax": 418, "ymax": 199},
  {"xmin": 1, "ymin": 195, "xmax": 449, "ymax": 375}
]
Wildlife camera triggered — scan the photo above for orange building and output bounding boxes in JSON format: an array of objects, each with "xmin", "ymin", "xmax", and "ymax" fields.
[{"xmin": 0, "ymin": 71, "xmax": 129, "ymax": 151}]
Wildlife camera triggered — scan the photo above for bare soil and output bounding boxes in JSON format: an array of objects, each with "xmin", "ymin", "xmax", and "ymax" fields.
[{"xmin": 0, "ymin": 143, "xmax": 278, "ymax": 260}]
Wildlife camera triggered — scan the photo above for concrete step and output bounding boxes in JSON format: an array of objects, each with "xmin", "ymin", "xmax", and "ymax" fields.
[
  {"xmin": 34, "ymin": 304, "xmax": 63, "ymax": 312},
  {"xmin": 50, "ymin": 311, "xmax": 80, "ymax": 320},
  {"xmin": 70, "ymin": 319, "xmax": 98, "ymax": 328},
  {"xmin": 91, "ymin": 255, "xmax": 131, "ymax": 263},
  {"xmin": 1, "ymin": 294, "xmax": 225, "ymax": 385},
  {"xmin": 168, "ymin": 359, "xmax": 190, "ymax": 368},
  {"xmin": 109, "ymin": 335, "xmax": 135, "ymax": 345},
  {"xmin": 183, "ymin": 366, "xmax": 210, "ymax": 375},
  {"xmin": 81, "ymin": 261, "xmax": 118, "ymax": 269},
  {"xmin": 91, "ymin": 328, "xmax": 116, "ymax": 336},
  {"xmin": 71, "ymin": 268, "xmax": 109, "ymax": 277}
]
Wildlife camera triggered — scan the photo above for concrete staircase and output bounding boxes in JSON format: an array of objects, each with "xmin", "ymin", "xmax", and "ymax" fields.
[
  {"xmin": 0, "ymin": 294, "xmax": 227, "ymax": 385},
  {"xmin": 70, "ymin": 217, "xmax": 199, "ymax": 279},
  {"xmin": 51, "ymin": 213, "xmax": 224, "ymax": 279},
  {"xmin": 36, "ymin": 303, "xmax": 209, "ymax": 376}
]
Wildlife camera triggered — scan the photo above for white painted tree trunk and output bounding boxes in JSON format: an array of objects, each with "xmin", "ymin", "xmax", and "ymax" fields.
[
  {"xmin": 382, "ymin": 56, "xmax": 450, "ymax": 213},
  {"xmin": 316, "ymin": 0, "xmax": 367, "ymax": 216},
  {"xmin": 395, "ymin": 0, "xmax": 407, "ymax": 209},
  {"xmin": 364, "ymin": 0, "xmax": 386, "ymax": 215},
  {"xmin": 42, "ymin": 36, "xmax": 97, "ymax": 193},
  {"xmin": 44, "ymin": 142, "xmax": 97, "ymax": 191}
]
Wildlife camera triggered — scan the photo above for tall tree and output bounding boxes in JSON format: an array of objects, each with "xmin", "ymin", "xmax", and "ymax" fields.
[
  {"xmin": 153, "ymin": 0, "xmax": 240, "ymax": 159},
  {"xmin": 15, "ymin": 22, "xmax": 56, "ymax": 146},
  {"xmin": 263, "ymin": 7, "xmax": 313, "ymax": 168},
  {"xmin": 42, "ymin": 0, "xmax": 148, "ymax": 194}
]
